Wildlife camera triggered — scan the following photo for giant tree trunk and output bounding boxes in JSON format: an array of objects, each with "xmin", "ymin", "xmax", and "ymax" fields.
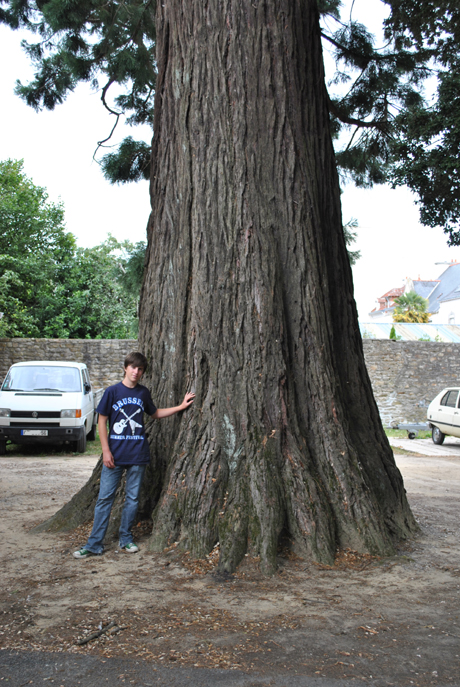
[
  {"xmin": 138, "ymin": 0, "xmax": 416, "ymax": 574},
  {"xmin": 40, "ymin": 0, "xmax": 416, "ymax": 574}
]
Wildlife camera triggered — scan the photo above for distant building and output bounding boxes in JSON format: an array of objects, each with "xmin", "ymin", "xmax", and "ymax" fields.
[
  {"xmin": 427, "ymin": 262, "xmax": 460, "ymax": 324},
  {"xmin": 368, "ymin": 261, "xmax": 460, "ymax": 325},
  {"xmin": 369, "ymin": 286, "xmax": 405, "ymax": 321}
]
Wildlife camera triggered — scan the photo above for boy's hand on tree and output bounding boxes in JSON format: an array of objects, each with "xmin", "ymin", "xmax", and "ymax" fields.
[{"xmin": 182, "ymin": 392, "xmax": 196, "ymax": 409}]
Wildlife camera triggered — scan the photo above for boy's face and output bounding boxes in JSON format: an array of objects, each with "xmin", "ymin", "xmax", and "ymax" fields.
[{"xmin": 124, "ymin": 364, "xmax": 144, "ymax": 386}]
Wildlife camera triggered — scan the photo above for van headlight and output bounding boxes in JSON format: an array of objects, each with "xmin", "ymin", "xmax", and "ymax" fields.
[
  {"xmin": 0, "ymin": 408, "xmax": 11, "ymax": 417},
  {"xmin": 61, "ymin": 409, "xmax": 81, "ymax": 418}
]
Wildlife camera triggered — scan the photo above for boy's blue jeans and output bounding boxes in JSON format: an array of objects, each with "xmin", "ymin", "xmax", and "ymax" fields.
[{"xmin": 85, "ymin": 463, "xmax": 146, "ymax": 554}]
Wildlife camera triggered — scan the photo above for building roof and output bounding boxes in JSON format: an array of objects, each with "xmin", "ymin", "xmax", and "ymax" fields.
[
  {"xmin": 428, "ymin": 263, "xmax": 460, "ymax": 313},
  {"xmin": 371, "ymin": 286, "xmax": 404, "ymax": 313},
  {"xmin": 382, "ymin": 287, "xmax": 404, "ymax": 299},
  {"xmin": 412, "ymin": 280, "xmax": 439, "ymax": 300}
]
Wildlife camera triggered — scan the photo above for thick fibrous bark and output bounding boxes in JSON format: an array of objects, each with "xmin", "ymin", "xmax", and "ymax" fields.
[
  {"xmin": 40, "ymin": 0, "xmax": 416, "ymax": 573},
  {"xmin": 137, "ymin": 0, "xmax": 417, "ymax": 573}
]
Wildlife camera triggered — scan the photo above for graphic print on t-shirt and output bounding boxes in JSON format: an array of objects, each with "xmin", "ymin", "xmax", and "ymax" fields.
[
  {"xmin": 113, "ymin": 407, "xmax": 142, "ymax": 435},
  {"xmin": 110, "ymin": 402, "xmax": 145, "ymax": 441},
  {"xmin": 109, "ymin": 394, "xmax": 150, "ymax": 442}
]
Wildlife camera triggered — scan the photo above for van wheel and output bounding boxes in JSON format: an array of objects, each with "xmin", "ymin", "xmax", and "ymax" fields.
[
  {"xmin": 0, "ymin": 441, "xmax": 6, "ymax": 456},
  {"xmin": 432, "ymin": 426, "xmax": 445, "ymax": 445},
  {"xmin": 74, "ymin": 431, "xmax": 87, "ymax": 453},
  {"xmin": 87, "ymin": 423, "xmax": 97, "ymax": 441}
]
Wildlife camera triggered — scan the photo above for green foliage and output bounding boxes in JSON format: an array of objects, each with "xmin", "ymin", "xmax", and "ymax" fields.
[
  {"xmin": 317, "ymin": 0, "xmax": 342, "ymax": 19},
  {"xmin": 101, "ymin": 137, "xmax": 151, "ymax": 184},
  {"xmin": 1, "ymin": 0, "xmax": 156, "ymax": 183},
  {"xmin": 393, "ymin": 290, "xmax": 431, "ymax": 323},
  {"xmin": 324, "ymin": 15, "xmax": 432, "ymax": 186},
  {"xmin": 389, "ymin": 325, "xmax": 402, "ymax": 340},
  {"xmin": 322, "ymin": 1, "xmax": 460, "ymax": 240},
  {"xmin": 383, "ymin": 0, "xmax": 459, "ymax": 63},
  {"xmin": 35, "ymin": 237, "xmax": 144, "ymax": 339},
  {"xmin": 0, "ymin": 159, "xmax": 145, "ymax": 338},
  {"xmin": 117, "ymin": 239, "xmax": 146, "ymax": 296},
  {"xmin": 2, "ymin": 1, "xmax": 460, "ymax": 238},
  {"xmin": 390, "ymin": 68, "xmax": 460, "ymax": 244},
  {"xmin": 0, "ymin": 158, "xmax": 74, "ymax": 257},
  {"xmin": 343, "ymin": 217, "xmax": 361, "ymax": 265},
  {"xmin": 0, "ymin": 158, "xmax": 75, "ymax": 336}
]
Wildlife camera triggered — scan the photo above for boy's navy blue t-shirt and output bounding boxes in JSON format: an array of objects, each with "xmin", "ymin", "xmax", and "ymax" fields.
[{"xmin": 96, "ymin": 381, "xmax": 157, "ymax": 466}]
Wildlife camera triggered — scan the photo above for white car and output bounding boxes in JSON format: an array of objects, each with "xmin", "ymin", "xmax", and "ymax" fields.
[{"xmin": 427, "ymin": 387, "xmax": 460, "ymax": 445}]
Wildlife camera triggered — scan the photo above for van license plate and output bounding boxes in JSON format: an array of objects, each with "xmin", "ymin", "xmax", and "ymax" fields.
[{"xmin": 21, "ymin": 430, "xmax": 48, "ymax": 436}]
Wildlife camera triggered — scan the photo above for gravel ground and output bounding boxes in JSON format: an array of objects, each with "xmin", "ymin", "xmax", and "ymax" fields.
[{"xmin": 0, "ymin": 450, "xmax": 459, "ymax": 687}]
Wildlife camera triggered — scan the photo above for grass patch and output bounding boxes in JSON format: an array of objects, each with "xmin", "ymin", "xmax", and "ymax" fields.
[
  {"xmin": 3, "ymin": 428, "xmax": 432, "ymax": 457},
  {"xmin": 2, "ymin": 435, "xmax": 101, "ymax": 457},
  {"xmin": 385, "ymin": 428, "xmax": 431, "ymax": 439}
]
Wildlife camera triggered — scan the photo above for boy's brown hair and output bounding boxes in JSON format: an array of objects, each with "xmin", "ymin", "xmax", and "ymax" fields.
[{"xmin": 124, "ymin": 351, "xmax": 148, "ymax": 371}]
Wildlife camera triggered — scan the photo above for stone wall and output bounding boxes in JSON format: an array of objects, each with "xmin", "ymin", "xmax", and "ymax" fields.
[
  {"xmin": 0, "ymin": 338, "xmax": 459, "ymax": 426},
  {"xmin": 363, "ymin": 340, "xmax": 460, "ymax": 426},
  {"xmin": 0, "ymin": 339, "xmax": 137, "ymax": 390}
]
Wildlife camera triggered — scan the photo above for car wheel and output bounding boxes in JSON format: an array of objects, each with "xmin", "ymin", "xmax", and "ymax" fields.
[
  {"xmin": 74, "ymin": 431, "xmax": 87, "ymax": 453},
  {"xmin": 0, "ymin": 440, "xmax": 6, "ymax": 456},
  {"xmin": 87, "ymin": 423, "xmax": 97, "ymax": 441},
  {"xmin": 432, "ymin": 426, "xmax": 445, "ymax": 445}
]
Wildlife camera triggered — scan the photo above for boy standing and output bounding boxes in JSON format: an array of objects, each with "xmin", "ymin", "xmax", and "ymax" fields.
[{"xmin": 73, "ymin": 352, "xmax": 194, "ymax": 558}]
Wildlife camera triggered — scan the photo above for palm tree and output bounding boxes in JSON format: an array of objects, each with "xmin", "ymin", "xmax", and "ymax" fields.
[{"xmin": 393, "ymin": 291, "xmax": 431, "ymax": 323}]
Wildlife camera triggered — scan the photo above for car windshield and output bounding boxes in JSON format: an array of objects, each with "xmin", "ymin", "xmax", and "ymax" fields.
[{"xmin": 1, "ymin": 366, "xmax": 82, "ymax": 393}]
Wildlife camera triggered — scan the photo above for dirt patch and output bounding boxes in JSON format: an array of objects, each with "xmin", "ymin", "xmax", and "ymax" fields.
[{"xmin": 0, "ymin": 451, "xmax": 459, "ymax": 686}]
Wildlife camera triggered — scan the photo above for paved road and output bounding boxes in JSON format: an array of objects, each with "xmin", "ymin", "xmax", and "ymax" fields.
[
  {"xmin": 0, "ymin": 650, "xmax": 370, "ymax": 687},
  {"xmin": 388, "ymin": 435, "xmax": 460, "ymax": 456}
]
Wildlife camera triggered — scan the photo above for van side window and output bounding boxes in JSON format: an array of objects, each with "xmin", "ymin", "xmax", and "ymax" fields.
[
  {"xmin": 440, "ymin": 390, "xmax": 459, "ymax": 408},
  {"xmin": 81, "ymin": 368, "xmax": 91, "ymax": 392}
]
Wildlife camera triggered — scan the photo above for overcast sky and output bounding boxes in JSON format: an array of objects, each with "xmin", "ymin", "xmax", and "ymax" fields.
[{"xmin": 1, "ymin": 2, "xmax": 460, "ymax": 321}]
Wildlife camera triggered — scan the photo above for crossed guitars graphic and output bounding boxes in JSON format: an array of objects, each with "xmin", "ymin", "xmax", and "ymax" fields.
[{"xmin": 113, "ymin": 407, "xmax": 143, "ymax": 436}]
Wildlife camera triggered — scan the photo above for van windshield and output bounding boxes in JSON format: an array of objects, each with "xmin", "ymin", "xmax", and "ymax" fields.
[{"xmin": 2, "ymin": 366, "xmax": 82, "ymax": 393}]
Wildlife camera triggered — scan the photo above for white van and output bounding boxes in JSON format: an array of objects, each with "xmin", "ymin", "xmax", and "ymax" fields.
[{"xmin": 0, "ymin": 361, "xmax": 103, "ymax": 454}]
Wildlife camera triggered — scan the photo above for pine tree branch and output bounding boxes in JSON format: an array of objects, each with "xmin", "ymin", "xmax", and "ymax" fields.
[
  {"xmin": 328, "ymin": 96, "xmax": 391, "ymax": 132},
  {"xmin": 321, "ymin": 31, "xmax": 386, "ymax": 64},
  {"xmin": 320, "ymin": 30, "xmax": 433, "ymax": 67},
  {"xmin": 93, "ymin": 79, "xmax": 121, "ymax": 159}
]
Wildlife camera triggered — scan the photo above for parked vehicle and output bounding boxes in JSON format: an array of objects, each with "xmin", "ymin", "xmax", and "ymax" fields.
[
  {"xmin": 0, "ymin": 361, "xmax": 103, "ymax": 455},
  {"xmin": 397, "ymin": 422, "xmax": 429, "ymax": 439},
  {"xmin": 427, "ymin": 387, "xmax": 460, "ymax": 445}
]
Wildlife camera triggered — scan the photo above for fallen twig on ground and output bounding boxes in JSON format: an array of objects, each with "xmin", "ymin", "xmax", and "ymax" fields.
[{"xmin": 76, "ymin": 620, "xmax": 117, "ymax": 646}]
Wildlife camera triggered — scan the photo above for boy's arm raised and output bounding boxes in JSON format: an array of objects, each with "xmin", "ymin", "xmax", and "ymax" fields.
[{"xmin": 152, "ymin": 392, "xmax": 195, "ymax": 420}]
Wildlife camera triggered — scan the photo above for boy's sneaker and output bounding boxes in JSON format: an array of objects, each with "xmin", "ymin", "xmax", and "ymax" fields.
[
  {"xmin": 73, "ymin": 548, "xmax": 94, "ymax": 559},
  {"xmin": 121, "ymin": 542, "xmax": 139, "ymax": 553}
]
